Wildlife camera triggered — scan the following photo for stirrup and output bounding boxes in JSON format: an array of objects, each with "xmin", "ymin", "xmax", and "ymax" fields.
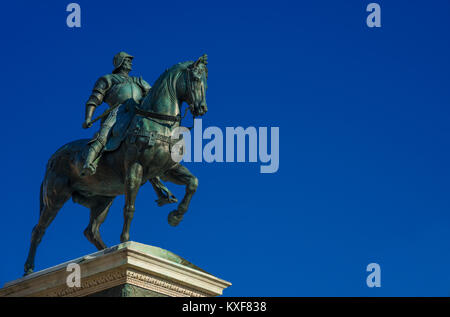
[{"xmin": 80, "ymin": 164, "xmax": 96, "ymax": 177}]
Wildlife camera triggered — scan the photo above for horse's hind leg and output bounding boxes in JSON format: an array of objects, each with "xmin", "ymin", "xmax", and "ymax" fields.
[
  {"xmin": 24, "ymin": 178, "xmax": 72, "ymax": 275},
  {"xmin": 163, "ymin": 164, "xmax": 198, "ymax": 227},
  {"xmin": 84, "ymin": 196, "xmax": 114, "ymax": 250}
]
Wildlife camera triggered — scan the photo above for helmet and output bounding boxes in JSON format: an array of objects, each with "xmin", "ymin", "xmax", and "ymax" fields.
[{"xmin": 112, "ymin": 52, "xmax": 134, "ymax": 73}]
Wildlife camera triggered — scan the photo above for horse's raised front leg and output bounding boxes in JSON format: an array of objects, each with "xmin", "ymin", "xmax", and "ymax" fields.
[
  {"xmin": 121, "ymin": 162, "xmax": 143, "ymax": 243},
  {"xmin": 162, "ymin": 164, "xmax": 198, "ymax": 227}
]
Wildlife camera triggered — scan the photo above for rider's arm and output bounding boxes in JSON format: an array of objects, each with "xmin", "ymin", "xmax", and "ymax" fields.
[
  {"xmin": 84, "ymin": 76, "xmax": 112, "ymax": 124},
  {"xmin": 84, "ymin": 105, "xmax": 96, "ymax": 123}
]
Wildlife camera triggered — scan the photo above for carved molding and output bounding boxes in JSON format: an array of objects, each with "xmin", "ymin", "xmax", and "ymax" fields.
[
  {"xmin": 39, "ymin": 269, "xmax": 127, "ymax": 297},
  {"xmin": 126, "ymin": 269, "xmax": 208, "ymax": 297},
  {"xmin": 34, "ymin": 268, "xmax": 209, "ymax": 297}
]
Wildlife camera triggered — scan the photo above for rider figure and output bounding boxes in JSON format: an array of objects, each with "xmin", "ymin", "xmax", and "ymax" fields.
[{"xmin": 81, "ymin": 51, "xmax": 177, "ymax": 206}]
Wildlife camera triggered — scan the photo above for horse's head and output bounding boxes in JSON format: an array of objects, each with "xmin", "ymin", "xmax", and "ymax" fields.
[{"xmin": 186, "ymin": 54, "xmax": 208, "ymax": 117}]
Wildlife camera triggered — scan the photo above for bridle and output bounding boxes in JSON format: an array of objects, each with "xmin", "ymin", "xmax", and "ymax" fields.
[{"xmin": 134, "ymin": 65, "xmax": 204, "ymax": 130}]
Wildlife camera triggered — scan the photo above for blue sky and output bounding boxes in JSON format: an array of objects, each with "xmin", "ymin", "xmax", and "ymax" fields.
[{"xmin": 0, "ymin": 0, "xmax": 449, "ymax": 296}]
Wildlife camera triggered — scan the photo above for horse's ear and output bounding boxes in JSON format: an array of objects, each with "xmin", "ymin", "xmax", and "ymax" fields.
[
  {"xmin": 192, "ymin": 54, "xmax": 208, "ymax": 68},
  {"xmin": 199, "ymin": 54, "xmax": 208, "ymax": 65}
]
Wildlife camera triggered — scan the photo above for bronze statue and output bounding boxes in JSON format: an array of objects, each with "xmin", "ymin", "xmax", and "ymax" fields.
[{"xmin": 24, "ymin": 54, "xmax": 209, "ymax": 275}]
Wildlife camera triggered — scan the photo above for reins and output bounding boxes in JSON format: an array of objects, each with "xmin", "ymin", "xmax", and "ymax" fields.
[{"xmin": 135, "ymin": 68, "xmax": 197, "ymax": 130}]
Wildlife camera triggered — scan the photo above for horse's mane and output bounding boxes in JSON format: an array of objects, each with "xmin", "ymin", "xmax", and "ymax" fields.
[{"xmin": 147, "ymin": 61, "xmax": 193, "ymax": 105}]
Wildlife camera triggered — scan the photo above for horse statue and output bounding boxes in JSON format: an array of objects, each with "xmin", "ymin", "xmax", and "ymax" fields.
[{"xmin": 24, "ymin": 55, "xmax": 209, "ymax": 275}]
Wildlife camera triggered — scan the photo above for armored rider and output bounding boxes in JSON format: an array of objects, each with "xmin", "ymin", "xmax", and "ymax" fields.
[{"xmin": 81, "ymin": 51, "xmax": 177, "ymax": 206}]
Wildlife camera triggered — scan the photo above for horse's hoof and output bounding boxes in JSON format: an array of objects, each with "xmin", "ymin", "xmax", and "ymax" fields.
[
  {"xmin": 120, "ymin": 234, "xmax": 130, "ymax": 243},
  {"xmin": 168, "ymin": 210, "xmax": 183, "ymax": 227},
  {"xmin": 24, "ymin": 268, "xmax": 33, "ymax": 276},
  {"xmin": 156, "ymin": 196, "xmax": 178, "ymax": 207}
]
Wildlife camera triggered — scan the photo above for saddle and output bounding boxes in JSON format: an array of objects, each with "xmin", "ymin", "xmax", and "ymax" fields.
[
  {"xmin": 93, "ymin": 99, "xmax": 184, "ymax": 158},
  {"xmin": 104, "ymin": 100, "xmax": 136, "ymax": 152}
]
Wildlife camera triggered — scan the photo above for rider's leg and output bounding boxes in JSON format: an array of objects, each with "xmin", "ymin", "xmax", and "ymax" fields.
[
  {"xmin": 81, "ymin": 139, "xmax": 104, "ymax": 176},
  {"xmin": 81, "ymin": 108, "xmax": 117, "ymax": 177}
]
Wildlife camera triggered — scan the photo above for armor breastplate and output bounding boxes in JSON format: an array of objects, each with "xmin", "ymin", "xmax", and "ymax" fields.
[{"xmin": 103, "ymin": 76, "xmax": 143, "ymax": 107}]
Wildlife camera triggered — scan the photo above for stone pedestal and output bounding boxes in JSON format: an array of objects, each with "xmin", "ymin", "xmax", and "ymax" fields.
[{"xmin": 0, "ymin": 241, "xmax": 231, "ymax": 297}]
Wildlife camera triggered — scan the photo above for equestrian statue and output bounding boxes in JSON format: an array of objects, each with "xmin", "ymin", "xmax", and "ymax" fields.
[{"xmin": 24, "ymin": 53, "xmax": 209, "ymax": 275}]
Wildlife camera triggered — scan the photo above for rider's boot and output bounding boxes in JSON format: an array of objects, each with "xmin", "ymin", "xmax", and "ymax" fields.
[{"xmin": 80, "ymin": 140, "xmax": 103, "ymax": 177}]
